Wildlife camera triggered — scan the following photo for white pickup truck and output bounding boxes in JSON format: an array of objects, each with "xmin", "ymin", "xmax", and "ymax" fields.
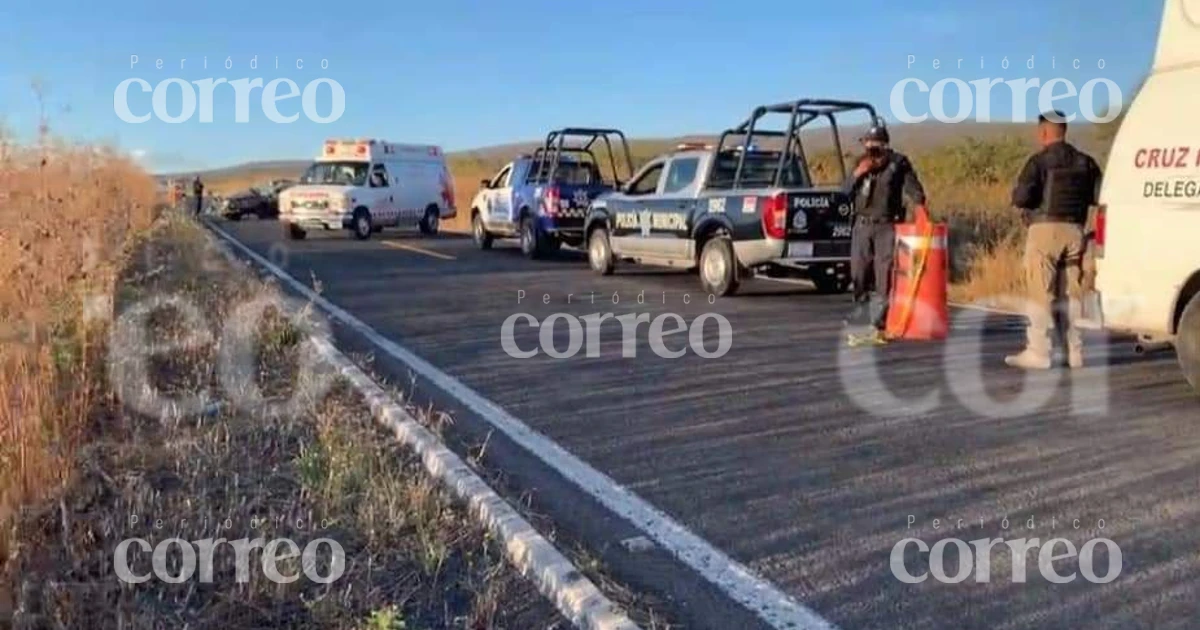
[{"xmin": 1093, "ymin": 0, "xmax": 1200, "ymax": 392}]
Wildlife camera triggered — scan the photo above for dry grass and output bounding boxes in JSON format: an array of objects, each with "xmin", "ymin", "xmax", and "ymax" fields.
[
  {"xmin": 2, "ymin": 215, "xmax": 568, "ymax": 629},
  {"xmin": 0, "ymin": 131, "xmax": 158, "ymax": 560}
]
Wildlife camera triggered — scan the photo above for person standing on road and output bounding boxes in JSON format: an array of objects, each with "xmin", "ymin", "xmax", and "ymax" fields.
[
  {"xmin": 842, "ymin": 124, "xmax": 929, "ymax": 344},
  {"xmin": 192, "ymin": 175, "xmax": 204, "ymax": 216},
  {"xmin": 1005, "ymin": 111, "xmax": 1103, "ymax": 370}
]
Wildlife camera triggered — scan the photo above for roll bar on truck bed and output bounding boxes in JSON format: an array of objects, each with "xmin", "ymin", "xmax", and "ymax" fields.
[
  {"xmin": 706, "ymin": 99, "xmax": 882, "ymax": 190},
  {"xmin": 530, "ymin": 127, "xmax": 636, "ymax": 188}
]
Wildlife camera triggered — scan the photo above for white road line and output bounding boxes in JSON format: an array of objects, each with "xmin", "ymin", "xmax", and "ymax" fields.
[
  {"xmin": 381, "ymin": 240, "xmax": 458, "ymax": 260},
  {"xmin": 316, "ymin": 335, "xmax": 641, "ymax": 630},
  {"xmin": 205, "ymin": 223, "xmax": 640, "ymax": 630},
  {"xmin": 206, "ymin": 220, "xmax": 838, "ymax": 630}
]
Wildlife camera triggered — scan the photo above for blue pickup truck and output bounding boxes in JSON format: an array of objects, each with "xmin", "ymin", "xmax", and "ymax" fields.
[
  {"xmin": 582, "ymin": 100, "xmax": 879, "ymax": 296},
  {"xmin": 469, "ymin": 128, "xmax": 634, "ymax": 258}
]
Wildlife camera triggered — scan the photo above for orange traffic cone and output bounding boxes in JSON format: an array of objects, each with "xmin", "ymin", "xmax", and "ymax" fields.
[{"xmin": 886, "ymin": 206, "xmax": 949, "ymax": 340}]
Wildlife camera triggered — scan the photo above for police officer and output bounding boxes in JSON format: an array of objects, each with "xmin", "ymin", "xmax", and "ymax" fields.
[
  {"xmin": 1005, "ymin": 110, "xmax": 1103, "ymax": 370},
  {"xmin": 192, "ymin": 175, "xmax": 204, "ymax": 216},
  {"xmin": 843, "ymin": 124, "xmax": 928, "ymax": 343}
]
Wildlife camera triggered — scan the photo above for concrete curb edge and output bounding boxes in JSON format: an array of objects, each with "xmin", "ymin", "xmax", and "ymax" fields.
[{"xmin": 199, "ymin": 217, "xmax": 642, "ymax": 630}]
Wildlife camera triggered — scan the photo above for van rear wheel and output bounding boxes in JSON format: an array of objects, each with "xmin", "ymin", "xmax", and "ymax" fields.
[
  {"xmin": 419, "ymin": 206, "xmax": 440, "ymax": 235},
  {"xmin": 1177, "ymin": 292, "xmax": 1200, "ymax": 394}
]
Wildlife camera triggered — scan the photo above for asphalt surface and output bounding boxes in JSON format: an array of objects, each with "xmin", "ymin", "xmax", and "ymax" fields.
[{"xmin": 217, "ymin": 218, "xmax": 1200, "ymax": 630}]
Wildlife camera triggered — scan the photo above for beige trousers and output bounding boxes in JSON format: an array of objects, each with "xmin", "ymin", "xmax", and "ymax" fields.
[{"xmin": 1023, "ymin": 222, "xmax": 1085, "ymax": 357}]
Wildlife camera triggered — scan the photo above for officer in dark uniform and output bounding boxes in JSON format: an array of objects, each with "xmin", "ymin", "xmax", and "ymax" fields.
[
  {"xmin": 192, "ymin": 175, "xmax": 204, "ymax": 216},
  {"xmin": 842, "ymin": 124, "xmax": 928, "ymax": 343},
  {"xmin": 1005, "ymin": 110, "xmax": 1103, "ymax": 370}
]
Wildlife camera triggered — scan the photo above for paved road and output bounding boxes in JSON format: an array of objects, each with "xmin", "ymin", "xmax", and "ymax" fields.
[{"xmin": 217, "ymin": 219, "xmax": 1200, "ymax": 630}]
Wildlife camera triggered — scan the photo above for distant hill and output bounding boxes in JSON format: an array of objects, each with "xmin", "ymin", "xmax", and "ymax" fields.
[{"xmin": 166, "ymin": 119, "xmax": 1103, "ymax": 182}]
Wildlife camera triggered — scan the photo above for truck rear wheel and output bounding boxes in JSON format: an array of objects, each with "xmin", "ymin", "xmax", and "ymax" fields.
[
  {"xmin": 1177, "ymin": 292, "xmax": 1200, "ymax": 394},
  {"xmin": 699, "ymin": 235, "xmax": 740, "ymax": 297},
  {"xmin": 520, "ymin": 215, "xmax": 549, "ymax": 259}
]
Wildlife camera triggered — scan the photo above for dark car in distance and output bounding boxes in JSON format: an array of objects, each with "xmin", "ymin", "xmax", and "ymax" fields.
[{"xmin": 220, "ymin": 180, "xmax": 296, "ymax": 220}]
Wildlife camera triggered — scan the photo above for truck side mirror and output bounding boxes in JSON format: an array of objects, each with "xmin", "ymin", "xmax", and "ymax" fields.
[{"xmin": 480, "ymin": 179, "xmax": 491, "ymax": 189}]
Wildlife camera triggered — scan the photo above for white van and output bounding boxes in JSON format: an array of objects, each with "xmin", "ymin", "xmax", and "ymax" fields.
[
  {"xmin": 279, "ymin": 139, "xmax": 456, "ymax": 240},
  {"xmin": 1093, "ymin": 0, "xmax": 1200, "ymax": 392}
]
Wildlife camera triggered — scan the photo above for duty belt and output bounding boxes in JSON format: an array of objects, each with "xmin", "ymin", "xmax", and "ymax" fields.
[{"xmin": 855, "ymin": 215, "xmax": 898, "ymax": 225}]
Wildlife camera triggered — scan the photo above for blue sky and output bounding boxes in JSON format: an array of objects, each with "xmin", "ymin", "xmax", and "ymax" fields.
[{"xmin": 0, "ymin": 0, "xmax": 1163, "ymax": 173}]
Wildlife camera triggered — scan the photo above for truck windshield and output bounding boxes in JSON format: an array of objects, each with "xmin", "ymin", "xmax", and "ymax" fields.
[
  {"xmin": 301, "ymin": 161, "xmax": 369, "ymax": 186},
  {"xmin": 708, "ymin": 151, "xmax": 809, "ymax": 190}
]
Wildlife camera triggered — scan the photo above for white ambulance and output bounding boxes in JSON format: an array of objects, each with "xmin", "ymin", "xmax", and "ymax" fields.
[
  {"xmin": 1093, "ymin": 0, "xmax": 1200, "ymax": 392},
  {"xmin": 279, "ymin": 139, "xmax": 456, "ymax": 240}
]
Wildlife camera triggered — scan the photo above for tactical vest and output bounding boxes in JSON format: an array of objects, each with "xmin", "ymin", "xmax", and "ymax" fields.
[
  {"xmin": 1028, "ymin": 144, "xmax": 1099, "ymax": 225},
  {"xmin": 1038, "ymin": 166, "xmax": 1094, "ymax": 224},
  {"xmin": 854, "ymin": 153, "xmax": 909, "ymax": 223}
]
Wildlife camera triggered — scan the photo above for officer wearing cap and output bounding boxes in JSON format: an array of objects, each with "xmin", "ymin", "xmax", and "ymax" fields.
[
  {"xmin": 842, "ymin": 123, "xmax": 929, "ymax": 343},
  {"xmin": 1005, "ymin": 110, "xmax": 1103, "ymax": 370}
]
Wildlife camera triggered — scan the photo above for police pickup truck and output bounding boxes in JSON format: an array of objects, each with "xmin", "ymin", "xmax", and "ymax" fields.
[
  {"xmin": 471, "ymin": 128, "xmax": 634, "ymax": 258},
  {"xmin": 583, "ymin": 100, "xmax": 876, "ymax": 296}
]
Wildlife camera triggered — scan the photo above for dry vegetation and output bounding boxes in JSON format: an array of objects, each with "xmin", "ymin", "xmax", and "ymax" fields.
[
  {"xmin": 2, "ymin": 213, "xmax": 573, "ymax": 628},
  {"xmin": 0, "ymin": 132, "xmax": 157, "ymax": 561},
  {"xmin": 1, "ymin": 133, "xmax": 630, "ymax": 628}
]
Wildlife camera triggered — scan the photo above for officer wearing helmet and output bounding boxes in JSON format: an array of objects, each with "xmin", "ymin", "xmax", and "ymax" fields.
[{"xmin": 842, "ymin": 123, "xmax": 929, "ymax": 344}]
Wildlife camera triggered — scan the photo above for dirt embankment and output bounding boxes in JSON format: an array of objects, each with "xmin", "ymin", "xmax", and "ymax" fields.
[{"xmin": 3, "ymin": 215, "xmax": 568, "ymax": 629}]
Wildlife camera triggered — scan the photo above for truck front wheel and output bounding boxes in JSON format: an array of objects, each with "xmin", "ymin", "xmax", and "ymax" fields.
[
  {"xmin": 472, "ymin": 212, "xmax": 493, "ymax": 250},
  {"xmin": 588, "ymin": 227, "xmax": 614, "ymax": 275},
  {"xmin": 1177, "ymin": 292, "xmax": 1200, "ymax": 394}
]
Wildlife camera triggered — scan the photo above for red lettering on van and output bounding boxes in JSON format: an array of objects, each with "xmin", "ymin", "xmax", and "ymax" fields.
[
  {"xmin": 1169, "ymin": 147, "xmax": 1190, "ymax": 168},
  {"xmin": 1134, "ymin": 147, "xmax": 1198, "ymax": 168}
]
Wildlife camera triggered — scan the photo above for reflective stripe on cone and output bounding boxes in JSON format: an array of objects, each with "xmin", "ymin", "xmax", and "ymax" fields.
[{"xmin": 886, "ymin": 221, "xmax": 950, "ymax": 340}]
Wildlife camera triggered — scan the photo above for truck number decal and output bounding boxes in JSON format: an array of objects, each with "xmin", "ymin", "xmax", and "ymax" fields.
[{"xmin": 832, "ymin": 223, "xmax": 852, "ymax": 238}]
